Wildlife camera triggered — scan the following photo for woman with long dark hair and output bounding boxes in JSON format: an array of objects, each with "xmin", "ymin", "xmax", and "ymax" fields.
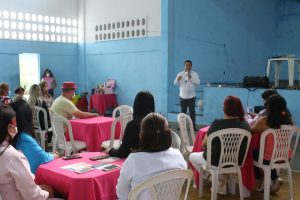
[
  {"xmin": 108, "ymin": 90, "xmax": 155, "ymax": 158},
  {"xmin": 252, "ymin": 94, "xmax": 293, "ymax": 192},
  {"xmin": 10, "ymin": 100, "xmax": 58, "ymax": 174},
  {"xmin": 116, "ymin": 113, "xmax": 187, "ymax": 199},
  {"xmin": 0, "ymin": 105, "xmax": 52, "ymax": 199}
]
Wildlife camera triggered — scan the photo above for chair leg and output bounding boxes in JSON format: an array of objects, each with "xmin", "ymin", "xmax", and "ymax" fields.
[
  {"xmin": 237, "ymin": 170, "xmax": 244, "ymax": 200},
  {"xmin": 41, "ymin": 132, "xmax": 46, "ymax": 150},
  {"xmin": 263, "ymin": 168, "xmax": 271, "ymax": 200},
  {"xmin": 287, "ymin": 166, "xmax": 294, "ymax": 200},
  {"xmin": 229, "ymin": 174, "xmax": 236, "ymax": 195},
  {"xmin": 211, "ymin": 172, "xmax": 217, "ymax": 200},
  {"xmin": 198, "ymin": 168, "xmax": 204, "ymax": 197}
]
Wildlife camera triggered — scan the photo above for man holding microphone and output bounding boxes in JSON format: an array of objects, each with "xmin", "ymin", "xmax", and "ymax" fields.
[{"xmin": 174, "ymin": 60, "xmax": 200, "ymax": 131}]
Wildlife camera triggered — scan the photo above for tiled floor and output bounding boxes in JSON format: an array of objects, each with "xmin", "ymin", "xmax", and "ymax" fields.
[
  {"xmin": 187, "ymin": 170, "xmax": 300, "ymax": 200},
  {"xmin": 170, "ymin": 121, "xmax": 300, "ymax": 199}
]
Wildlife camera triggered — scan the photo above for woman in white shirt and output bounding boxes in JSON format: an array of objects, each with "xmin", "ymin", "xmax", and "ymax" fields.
[
  {"xmin": 116, "ymin": 113, "xmax": 187, "ymax": 200},
  {"xmin": 0, "ymin": 105, "xmax": 53, "ymax": 200}
]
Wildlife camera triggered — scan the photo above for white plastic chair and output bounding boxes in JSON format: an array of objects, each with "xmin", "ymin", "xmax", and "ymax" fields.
[
  {"xmin": 177, "ymin": 113, "xmax": 195, "ymax": 154},
  {"xmin": 112, "ymin": 105, "xmax": 133, "ymax": 118},
  {"xmin": 171, "ymin": 131, "xmax": 181, "ymax": 150},
  {"xmin": 128, "ymin": 169, "xmax": 193, "ymax": 200},
  {"xmin": 50, "ymin": 112, "xmax": 87, "ymax": 156},
  {"xmin": 196, "ymin": 128, "xmax": 251, "ymax": 200},
  {"xmin": 101, "ymin": 113, "xmax": 133, "ymax": 149},
  {"xmin": 290, "ymin": 126, "xmax": 300, "ymax": 164},
  {"xmin": 253, "ymin": 125, "xmax": 295, "ymax": 200},
  {"xmin": 32, "ymin": 106, "xmax": 51, "ymax": 150}
]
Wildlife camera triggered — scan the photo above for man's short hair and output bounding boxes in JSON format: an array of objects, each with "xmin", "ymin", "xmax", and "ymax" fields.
[
  {"xmin": 184, "ymin": 59, "xmax": 192, "ymax": 65},
  {"xmin": 62, "ymin": 88, "xmax": 75, "ymax": 93}
]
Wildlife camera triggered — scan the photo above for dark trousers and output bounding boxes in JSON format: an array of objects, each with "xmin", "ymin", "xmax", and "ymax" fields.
[
  {"xmin": 180, "ymin": 97, "xmax": 196, "ymax": 129},
  {"xmin": 253, "ymin": 149, "xmax": 278, "ymax": 181}
]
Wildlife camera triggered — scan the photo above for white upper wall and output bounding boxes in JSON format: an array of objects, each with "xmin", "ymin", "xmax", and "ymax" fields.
[
  {"xmin": 0, "ymin": 0, "xmax": 78, "ymax": 18},
  {"xmin": 0, "ymin": 0, "xmax": 79, "ymax": 43},
  {"xmin": 84, "ymin": 0, "xmax": 161, "ymax": 42},
  {"xmin": 0, "ymin": 0, "xmax": 161, "ymax": 43}
]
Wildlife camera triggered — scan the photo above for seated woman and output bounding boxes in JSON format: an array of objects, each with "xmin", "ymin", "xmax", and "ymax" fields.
[
  {"xmin": 116, "ymin": 113, "xmax": 187, "ymax": 199},
  {"xmin": 28, "ymin": 84, "xmax": 51, "ymax": 131},
  {"xmin": 246, "ymin": 89, "xmax": 278, "ymax": 127},
  {"xmin": 13, "ymin": 86, "xmax": 27, "ymax": 102},
  {"xmin": 0, "ymin": 105, "xmax": 53, "ymax": 199},
  {"xmin": 189, "ymin": 96, "xmax": 251, "ymax": 195},
  {"xmin": 0, "ymin": 83, "xmax": 12, "ymax": 105},
  {"xmin": 10, "ymin": 100, "xmax": 58, "ymax": 174},
  {"xmin": 108, "ymin": 91, "xmax": 155, "ymax": 158},
  {"xmin": 39, "ymin": 81, "xmax": 54, "ymax": 108},
  {"xmin": 251, "ymin": 94, "xmax": 293, "ymax": 193}
]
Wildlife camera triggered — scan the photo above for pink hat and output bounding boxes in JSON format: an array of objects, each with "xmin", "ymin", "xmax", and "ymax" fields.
[{"xmin": 61, "ymin": 82, "xmax": 77, "ymax": 89}]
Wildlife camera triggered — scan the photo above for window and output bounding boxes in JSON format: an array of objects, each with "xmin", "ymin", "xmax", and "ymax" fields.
[{"xmin": 19, "ymin": 53, "xmax": 40, "ymax": 98}]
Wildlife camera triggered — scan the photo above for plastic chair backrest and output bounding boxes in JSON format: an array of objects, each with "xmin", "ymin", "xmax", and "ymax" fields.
[
  {"xmin": 257, "ymin": 125, "xmax": 295, "ymax": 167},
  {"xmin": 109, "ymin": 113, "xmax": 133, "ymax": 148},
  {"xmin": 112, "ymin": 105, "xmax": 133, "ymax": 118},
  {"xmin": 291, "ymin": 126, "xmax": 300, "ymax": 164},
  {"xmin": 177, "ymin": 113, "xmax": 195, "ymax": 151},
  {"xmin": 32, "ymin": 106, "xmax": 49, "ymax": 132},
  {"xmin": 171, "ymin": 131, "xmax": 181, "ymax": 150},
  {"xmin": 206, "ymin": 128, "xmax": 251, "ymax": 170},
  {"xmin": 50, "ymin": 112, "xmax": 76, "ymax": 153},
  {"xmin": 128, "ymin": 169, "xmax": 193, "ymax": 200}
]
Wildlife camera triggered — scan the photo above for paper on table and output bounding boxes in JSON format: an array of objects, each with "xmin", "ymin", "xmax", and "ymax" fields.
[
  {"xmin": 92, "ymin": 163, "xmax": 119, "ymax": 171},
  {"xmin": 101, "ymin": 157, "xmax": 120, "ymax": 163},
  {"xmin": 61, "ymin": 162, "xmax": 93, "ymax": 173}
]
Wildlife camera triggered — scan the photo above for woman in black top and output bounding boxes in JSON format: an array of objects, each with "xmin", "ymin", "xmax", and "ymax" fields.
[
  {"xmin": 189, "ymin": 96, "xmax": 250, "ymax": 195},
  {"xmin": 109, "ymin": 91, "xmax": 155, "ymax": 158}
]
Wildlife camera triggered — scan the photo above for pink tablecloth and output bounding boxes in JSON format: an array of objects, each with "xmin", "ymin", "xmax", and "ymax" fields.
[
  {"xmin": 35, "ymin": 152, "xmax": 125, "ymax": 200},
  {"xmin": 70, "ymin": 116, "xmax": 120, "ymax": 152},
  {"xmin": 191, "ymin": 126, "xmax": 256, "ymax": 191},
  {"xmin": 90, "ymin": 94, "xmax": 118, "ymax": 114}
]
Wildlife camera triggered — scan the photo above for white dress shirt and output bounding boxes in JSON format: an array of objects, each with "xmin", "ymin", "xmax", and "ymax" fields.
[
  {"xmin": 0, "ymin": 141, "xmax": 49, "ymax": 200},
  {"xmin": 116, "ymin": 147, "xmax": 187, "ymax": 200},
  {"xmin": 174, "ymin": 70, "xmax": 200, "ymax": 99}
]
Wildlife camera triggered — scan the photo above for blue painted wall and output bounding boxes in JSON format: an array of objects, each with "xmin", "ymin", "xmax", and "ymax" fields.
[
  {"xmin": 167, "ymin": 0, "xmax": 277, "ymax": 114},
  {"xmin": 84, "ymin": 37, "xmax": 163, "ymax": 112},
  {"xmin": 1, "ymin": 0, "xmax": 300, "ymax": 124},
  {"xmin": 202, "ymin": 86, "xmax": 300, "ymax": 127},
  {"xmin": 275, "ymin": 0, "xmax": 300, "ymax": 81},
  {"xmin": 0, "ymin": 40, "xmax": 78, "ymax": 97}
]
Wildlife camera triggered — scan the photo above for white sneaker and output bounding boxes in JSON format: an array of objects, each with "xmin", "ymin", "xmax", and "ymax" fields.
[
  {"xmin": 217, "ymin": 183, "xmax": 227, "ymax": 195},
  {"xmin": 217, "ymin": 177, "xmax": 227, "ymax": 195},
  {"xmin": 271, "ymin": 177, "xmax": 282, "ymax": 193}
]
